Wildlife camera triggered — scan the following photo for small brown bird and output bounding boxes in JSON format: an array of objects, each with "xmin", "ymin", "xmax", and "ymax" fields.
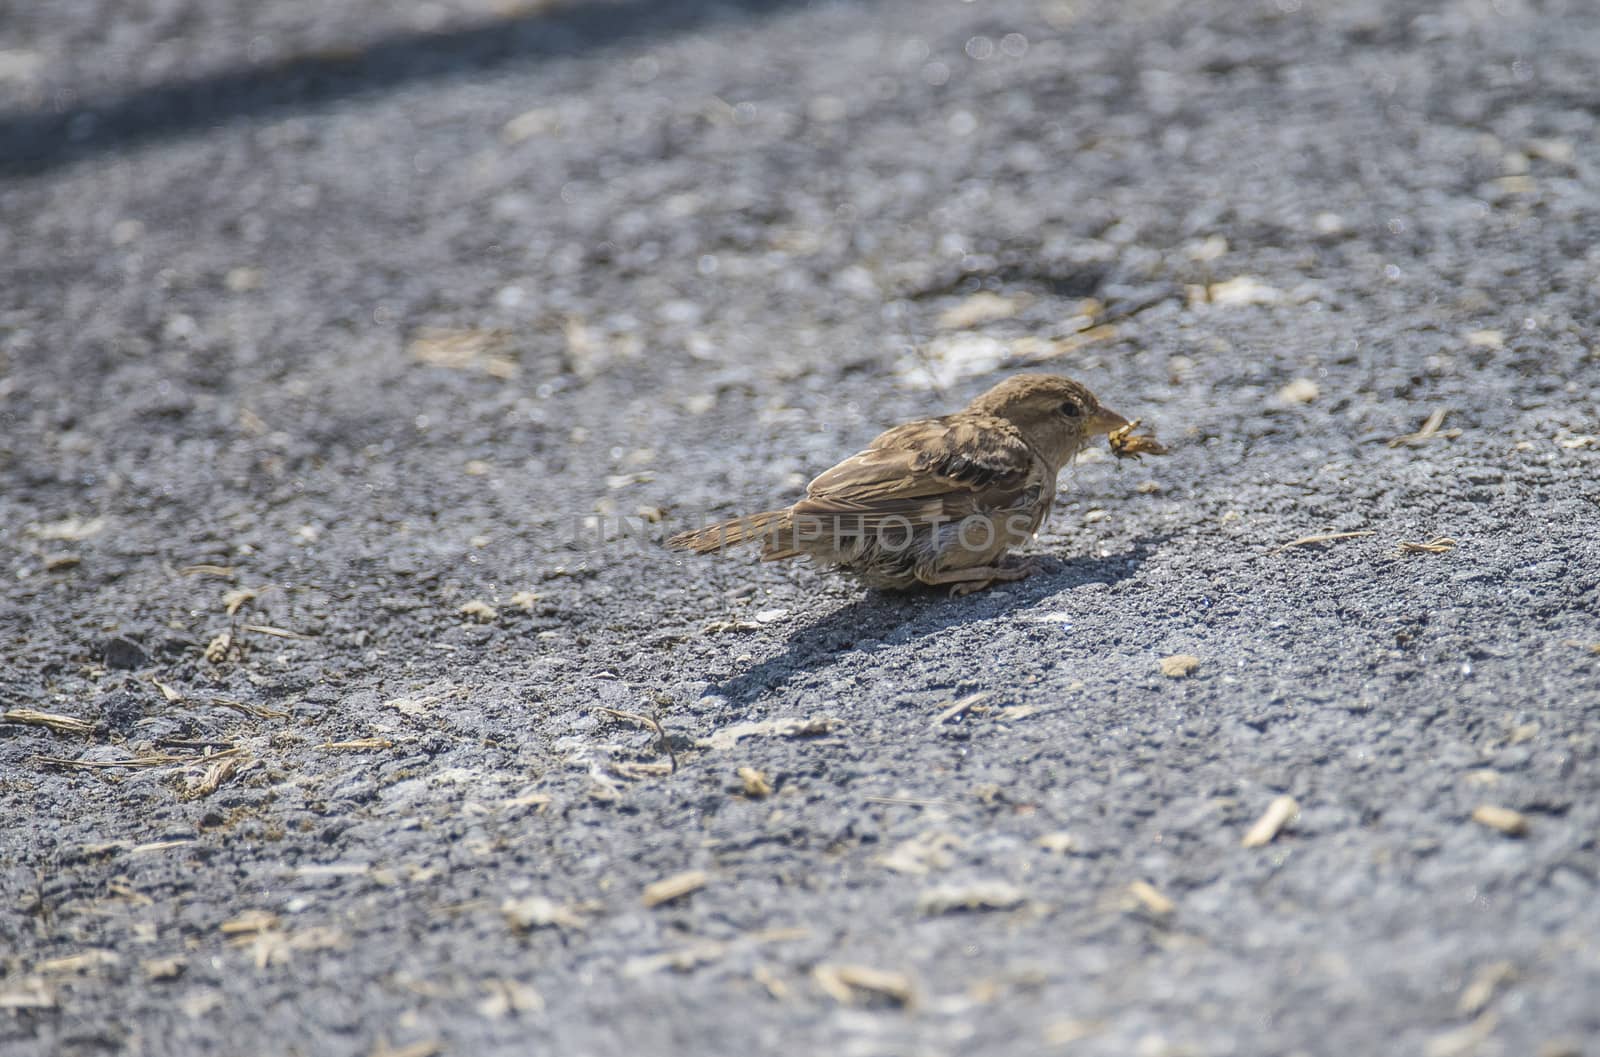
[{"xmin": 668, "ymin": 374, "xmax": 1131, "ymax": 594}]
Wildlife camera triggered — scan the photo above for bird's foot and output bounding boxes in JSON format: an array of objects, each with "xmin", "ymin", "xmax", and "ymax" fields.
[{"xmin": 941, "ymin": 557, "xmax": 1045, "ymax": 597}]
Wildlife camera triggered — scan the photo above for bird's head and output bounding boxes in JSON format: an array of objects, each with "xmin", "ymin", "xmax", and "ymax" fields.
[{"xmin": 965, "ymin": 374, "xmax": 1128, "ymax": 469}]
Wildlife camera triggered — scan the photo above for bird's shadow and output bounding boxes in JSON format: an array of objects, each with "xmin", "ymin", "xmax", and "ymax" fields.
[{"xmin": 712, "ymin": 535, "xmax": 1166, "ymax": 705}]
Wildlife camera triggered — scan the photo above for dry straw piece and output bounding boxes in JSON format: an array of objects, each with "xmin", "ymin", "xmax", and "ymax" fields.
[
  {"xmin": 180, "ymin": 563, "xmax": 236, "ymax": 578},
  {"xmin": 812, "ymin": 964, "xmax": 915, "ymax": 1006},
  {"xmin": 34, "ymin": 747, "xmax": 244, "ymax": 771},
  {"xmin": 1456, "ymin": 962, "xmax": 1516, "ymax": 1017},
  {"xmin": 1127, "ymin": 880, "xmax": 1175, "ymax": 916},
  {"xmin": 500, "ymin": 896, "xmax": 584, "ymax": 932},
  {"xmin": 932, "ymin": 691, "xmax": 992, "ymax": 726},
  {"xmin": 208, "ymin": 697, "xmax": 288, "ymax": 719},
  {"xmin": 368, "ymin": 1039, "xmax": 445, "ymax": 1057},
  {"xmin": 1398, "ymin": 537, "xmax": 1458, "ymax": 555},
  {"xmin": 0, "ymin": 979, "xmax": 57, "ymax": 1010},
  {"xmin": 1268, "ymin": 530, "xmax": 1375, "ymax": 555},
  {"xmin": 1423, "ymin": 1012, "xmax": 1498, "ymax": 1057},
  {"xmin": 1389, "ymin": 408, "xmax": 1462, "ymax": 448},
  {"xmin": 458, "ymin": 600, "xmax": 499, "ymax": 623},
  {"xmin": 700, "ymin": 715, "xmax": 844, "ymax": 751},
  {"xmin": 916, "ymin": 881, "xmax": 1027, "ymax": 915},
  {"xmin": 239, "ymin": 623, "xmax": 308, "ymax": 639},
  {"xmin": 142, "ymin": 957, "xmax": 186, "ymax": 982},
  {"xmin": 1160, "ymin": 654, "xmax": 1200, "ymax": 678},
  {"xmin": 184, "ymin": 756, "xmax": 245, "ymax": 799},
  {"xmin": 1, "ymin": 709, "xmax": 94, "ymax": 735},
  {"xmin": 736, "ymin": 767, "xmax": 772, "ymax": 797},
  {"xmin": 36, "ymin": 950, "xmax": 120, "ymax": 975},
  {"xmin": 641, "ymin": 870, "xmax": 709, "ymax": 908},
  {"xmin": 219, "ymin": 910, "xmax": 280, "ymax": 936},
  {"xmin": 1471, "ymin": 805, "xmax": 1529, "ymax": 836},
  {"xmin": 1241, "ymin": 795, "xmax": 1301, "ymax": 848}
]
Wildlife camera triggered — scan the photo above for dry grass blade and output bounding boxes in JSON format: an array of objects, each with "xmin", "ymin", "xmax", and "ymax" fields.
[
  {"xmin": 623, "ymin": 940, "xmax": 727, "ymax": 978},
  {"xmin": 410, "ymin": 326, "xmax": 517, "ymax": 379},
  {"xmin": 27, "ymin": 516, "xmax": 106, "ymax": 541},
  {"xmin": 2, "ymin": 709, "xmax": 95, "ymax": 735},
  {"xmin": 1399, "ymin": 537, "xmax": 1458, "ymax": 555},
  {"xmin": 477, "ymin": 977, "xmax": 545, "ymax": 1018},
  {"xmin": 595, "ymin": 706, "xmax": 662, "ymax": 731},
  {"xmin": 1424, "ymin": 1012, "xmax": 1498, "ymax": 1057},
  {"xmin": 219, "ymin": 909, "xmax": 280, "ymax": 935},
  {"xmin": 369, "ymin": 1038, "xmax": 445, "ymax": 1057},
  {"xmin": 184, "ymin": 756, "xmax": 245, "ymax": 799},
  {"xmin": 206, "ymin": 697, "xmax": 287, "ymax": 719},
  {"xmin": 501, "ymin": 895, "xmax": 585, "ymax": 931},
  {"xmin": 1044, "ymin": 1019, "xmax": 1107, "ymax": 1046},
  {"xmin": 1268, "ymin": 530, "xmax": 1375, "ymax": 555},
  {"xmin": 611, "ymin": 760, "xmax": 674, "ymax": 780},
  {"xmin": 700, "ymin": 715, "xmax": 845, "ymax": 751},
  {"xmin": 595, "ymin": 706, "xmax": 677, "ymax": 773},
  {"xmin": 240, "ymin": 624, "xmax": 309, "ymax": 639},
  {"xmin": 33, "ymin": 747, "xmax": 243, "ymax": 770},
  {"xmin": 180, "ymin": 564, "xmax": 237, "ymax": 578},
  {"xmin": 863, "ymin": 794, "xmax": 952, "ymax": 808},
  {"xmin": 753, "ymin": 965, "xmax": 788, "ymax": 1000},
  {"xmin": 878, "ymin": 831, "xmax": 960, "ymax": 876},
  {"xmin": 1127, "ymin": 880, "xmax": 1175, "ymax": 916},
  {"xmin": 812, "ymin": 964, "xmax": 915, "ymax": 1007},
  {"xmin": 1014, "ymin": 324, "xmax": 1119, "ymax": 363},
  {"xmin": 499, "ymin": 791, "xmax": 553, "ymax": 811},
  {"xmin": 1471, "ymin": 804, "xmax": 1528, "ymax": 836},
  {"xmin": 1389, "ymin": 408, "xmax": 1463, "ymax": 447},
  {"xmin": 1457, "ymin": 962, "xmax": 1516, "ymax": 1017},
  {"xmin": 36, "ymin": 950, "xmax": 120, "ymax": 974},
  {"xmin": 0, "ymin": 979, "xmax": 57, "ymax": 1010},
  {"xmin": 1241, "ymin": 795, "xmax": 1300, "ymax": 848},
  {"xmin": 222, "ymin": 588, "xmax": 257, "ymax": 615},
  {"xmin": 641, "ymin": 869, "xmax": 709, "ymax": 908},
  {"xmin": 916, "ymin": 881, "xmax": 1027, "ymax": 915},
  {"xmin": 318, "ymin": 738, "xmax": 394, "ymax": 752},
  {"xmin": 931, "ymin": 691, "xmax": 992, "ymax": 727}
]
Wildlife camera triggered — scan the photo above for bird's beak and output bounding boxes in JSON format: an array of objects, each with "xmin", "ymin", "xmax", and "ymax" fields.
[{"xmin": 1089, "ymin": 406, "xmax": 1130, "ymax": 436}]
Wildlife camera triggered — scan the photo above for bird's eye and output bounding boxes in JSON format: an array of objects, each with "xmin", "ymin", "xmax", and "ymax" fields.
[{"xmin": 1058, "ymin": 401, "xmax": 1083, "ymax": 418}]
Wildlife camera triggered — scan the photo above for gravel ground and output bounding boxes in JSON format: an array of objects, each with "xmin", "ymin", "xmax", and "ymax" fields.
[{"xmin": 3, "ymin": 1, "xmax": 1599, "ymax": 1055}]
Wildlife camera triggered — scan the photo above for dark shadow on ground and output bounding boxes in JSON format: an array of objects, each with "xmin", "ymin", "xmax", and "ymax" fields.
[
  {"xmin": 714, "ymin": 537, "xmax": 1164, "ymax": 704},
  {"xmin": 0, "ymin": 0, "xmax": 822, "ymax": 176}
]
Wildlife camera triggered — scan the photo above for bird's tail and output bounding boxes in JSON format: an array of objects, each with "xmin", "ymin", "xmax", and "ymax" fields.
[{"xmin": 667, "ymin": 511, "xmax": 791, "ymax": 555}]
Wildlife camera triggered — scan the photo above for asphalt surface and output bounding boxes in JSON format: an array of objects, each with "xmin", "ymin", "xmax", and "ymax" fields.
[{"xmin": 3, "ymin": 1, "xmax": 1599, "ymax": 1054}]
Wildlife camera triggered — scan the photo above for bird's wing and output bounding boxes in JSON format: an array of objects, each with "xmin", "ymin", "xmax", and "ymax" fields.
[{"xmin": 793, "ymin": 415, "xmax": 1045, "ymax": 527}]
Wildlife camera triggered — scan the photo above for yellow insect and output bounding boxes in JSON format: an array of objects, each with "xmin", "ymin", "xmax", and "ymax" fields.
[{"xmin": 1108, "ymin": 418, "xmax": 1169, "ymax": 460}]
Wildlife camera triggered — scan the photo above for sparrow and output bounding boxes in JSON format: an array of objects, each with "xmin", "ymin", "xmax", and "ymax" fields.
[{"xmin": 668, "ymin": 374, "xmax": 1133, "ymax": 594}]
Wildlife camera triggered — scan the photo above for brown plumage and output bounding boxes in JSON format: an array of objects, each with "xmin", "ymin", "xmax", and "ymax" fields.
[{"xmin": 668, "ymin": 374, "xmax": 1131, "ymax": 594}]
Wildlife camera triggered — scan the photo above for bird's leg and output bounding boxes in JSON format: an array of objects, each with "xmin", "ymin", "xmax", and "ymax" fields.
[{"xmin": 918, "ymin": 556, "xmax": 1045, "ymax": 597}]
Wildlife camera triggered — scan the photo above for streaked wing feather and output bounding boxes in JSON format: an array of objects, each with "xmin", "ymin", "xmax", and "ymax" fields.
[{"xmin": 794, "ymin": 415, "xmax": 1040, "ymax": 527}]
